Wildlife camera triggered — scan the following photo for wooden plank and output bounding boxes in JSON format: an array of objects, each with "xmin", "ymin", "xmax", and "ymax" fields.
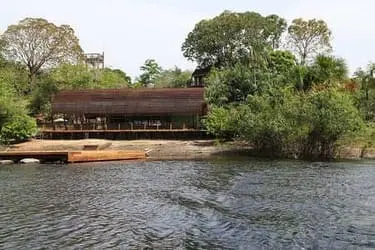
[
  {"xmin": 67, "ymin": 150, "xmax": 146, "ymax": 163},
  {"xmin": 0, "ymin": 151, "xmax": 69, "ymax": 162},
  {"xmin": 0, "ymin": 150, "xmax": 146, "ymax": 163}
]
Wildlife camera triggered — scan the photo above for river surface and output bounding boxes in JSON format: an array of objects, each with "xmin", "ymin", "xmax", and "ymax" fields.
[{"xmin": 1, "ymin": 159, "xmax": 375, "ymax": 249}]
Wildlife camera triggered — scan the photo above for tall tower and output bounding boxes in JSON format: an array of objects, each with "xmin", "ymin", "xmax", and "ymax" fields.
[{"xmin": 84, "ymin": 52, "xmax": 104, "ymax": 69}]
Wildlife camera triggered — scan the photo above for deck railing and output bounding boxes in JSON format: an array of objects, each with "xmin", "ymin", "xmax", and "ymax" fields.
[{"xmin": 38, "ymin": 122, "xmax": 201, "ymax": 131}]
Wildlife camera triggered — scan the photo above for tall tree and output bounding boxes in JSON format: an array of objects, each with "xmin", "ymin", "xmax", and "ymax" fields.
[
  {"xmin": 265, "ymin": 15, "xmax": 288, "ymax": 49},
  {"xmin": 182, "ymin": 11, "xmax": 287, "ymax": 68},
  {"xmin": 287, "ymin": 18, "xmax": 332, "ymax": 65},
  {"xmin": 268, "ymin": 50, "xmax": 296, "ymax": 75},
  {"xmin": 354, "ymin": 63, "xmax": 375, "ymax": 101},
  {"xmin": 154, "ymin": 67, "xmax": 192, "ymax": 88},
  {"xmin": 138, "ymin": 59, "xmax": 162, "ymax": 87},
  {"xmin": 308, "ymin": 55, "xmax": 348, "ymax": 85},
  {"xmin": 110, "ymin": 69, "xmax": 132, "ymax": 84},
  {"xmin": 0, "ymin": 18, "xmax": 83, "ymax": 93}
]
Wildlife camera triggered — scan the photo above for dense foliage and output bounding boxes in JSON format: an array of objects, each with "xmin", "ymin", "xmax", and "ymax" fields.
[
  {"xmin": 0, "ymin": 18, "xmax": 83, "ymax": 91},
  {"xmin": 0, "ymin": 74, "xmax": 37, "ymax": 143},
  {"xmin": 193, "ymin": 10, "xmax": 367, "ymax": 160},
  {"xmin": 0, "ymin": 12, "xmax": 373, "ymax": 161},
  {"xmin": 0, "ymin": 18, "xmax": 132, "ymax": 144}
]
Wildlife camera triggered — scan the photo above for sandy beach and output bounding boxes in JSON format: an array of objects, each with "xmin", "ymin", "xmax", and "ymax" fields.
[
  {"xmin": 0, "ymin": 139, "xmax": 254, "ymax": 160},
  {"xmin": 2, "ymin": 139, "xmax": 375, "ymax": 161}
]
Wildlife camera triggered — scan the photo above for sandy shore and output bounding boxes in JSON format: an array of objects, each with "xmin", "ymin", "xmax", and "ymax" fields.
[
  {"xmin": 2, "ymin": 139, "xmax": 375, "ymax": 161},
  {"xmin": 0, "ymin": 139, "xmax": 253, "ymax": 160}
]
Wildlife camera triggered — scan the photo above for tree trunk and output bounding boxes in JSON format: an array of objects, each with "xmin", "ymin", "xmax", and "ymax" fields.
[{"xmin": 27, "ymin": 70, "xmax": 36, "ymax": 95}]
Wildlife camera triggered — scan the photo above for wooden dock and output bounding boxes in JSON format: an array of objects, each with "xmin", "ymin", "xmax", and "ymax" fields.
[{"xmin": 0, "ymin": 150, "xmax": 146, "ymax": 163}]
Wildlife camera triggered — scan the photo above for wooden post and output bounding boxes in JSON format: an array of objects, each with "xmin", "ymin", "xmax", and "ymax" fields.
[
  {"xmin": 63, "ymin": 114, "xmax": 68, "ymax": 130},
  {"xmin": 52, "ymin": 114, "xmax": 55, "ymax": 130},
  {"xmin": 118, "ymin": 123, "xmax": 120, "ymax": 130},
  {"xmin": 131, "ymin": 122, "xmax": 133, "ymax": 130},
  {"xmin": 170, "ymin": 122, "xmax": 172, "ymax": 130},
  {"xmin": 183, "ymin": 122, "xmax": 186, "ymax": 130}
]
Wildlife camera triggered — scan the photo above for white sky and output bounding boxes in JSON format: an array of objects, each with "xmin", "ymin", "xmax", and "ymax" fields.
[{"xmin": 1, "ymin": 0, "xmax": 374, "ymax": 78}]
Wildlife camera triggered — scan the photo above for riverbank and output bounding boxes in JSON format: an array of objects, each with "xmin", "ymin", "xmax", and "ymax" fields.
[
  {"xmin": 0, "ymin": 139, "xmax": 375, "ymax": 160},
  {"xmin": 1, "ymin": 139, "xmax": 375, "ymax": 161},
  {"xmin": 0, "ymin": 139, "xmax": 255, "ymax": 161}
]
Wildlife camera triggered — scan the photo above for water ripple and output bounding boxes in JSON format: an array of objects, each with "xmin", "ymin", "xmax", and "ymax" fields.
[{"xmin": 1, "ymin": 160, "xmax": 375, "ymax": 249}]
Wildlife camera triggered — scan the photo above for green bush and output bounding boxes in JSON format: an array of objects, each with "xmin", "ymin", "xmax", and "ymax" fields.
[
  {"xmin": 205, "ymin": 87, "xmax": 364, "ymax": 159},
  {"xmin": 237, "ymin": 88, "xmax": 309, "ymax": 157},
  {"xmin": 303, "ymin": 88, "xmax": 364, "ymax": 159},
  {"xmin": 204, "ymin": 105, "xmax": 242, "ymax": 139},
  {"xmin": 0, "ymin": 114, "xmax": 37, "ymax": 144}
]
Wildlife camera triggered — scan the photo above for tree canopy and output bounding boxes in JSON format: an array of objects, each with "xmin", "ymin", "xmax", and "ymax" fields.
[
  {"xmin": 154, "ymin": 67, "xmax": 192, "ymax": 88},
  {"xmin": 138, "ymin": 59, "xmax": 162, "ymax": 87},
  {"xmin": 0, "ymin": 17, "xmax": 83, "ymax": 91},
  {"xmin": 287, "ymin": 18, "xmax": 332, "ymax": 65},
  {"xmin": 182, "ymin": 11, "xmax": 286, "ymax": 68}
]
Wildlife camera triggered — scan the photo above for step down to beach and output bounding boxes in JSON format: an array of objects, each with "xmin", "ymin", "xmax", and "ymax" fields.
[{"xmin": 0, "ymin": 150, "xmax": 146, "ymax": 163}]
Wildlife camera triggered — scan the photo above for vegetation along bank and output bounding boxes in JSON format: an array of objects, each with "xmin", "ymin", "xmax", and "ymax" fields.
[{"xmin": 1, "ymin": 12, "xmax": 375, "ymax": 160}]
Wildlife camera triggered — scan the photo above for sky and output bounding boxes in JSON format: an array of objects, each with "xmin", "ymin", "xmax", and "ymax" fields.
[{"xmin": 1, "ymin": 0, "xmax": 375, "ymax": 79}]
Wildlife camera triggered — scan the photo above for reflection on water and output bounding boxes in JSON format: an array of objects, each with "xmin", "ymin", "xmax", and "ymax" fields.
[{"xmin": 1, "ymin": 159, "xmax": 375, "ymax": 249}]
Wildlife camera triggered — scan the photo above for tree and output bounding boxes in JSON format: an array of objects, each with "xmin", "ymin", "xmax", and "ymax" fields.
[
  {"xmin": 287, "ymin": 18, "xmax": 332, "ymax": 65},
  {"xmin": 138, "ymin": 59, "xmax": 162, "ymax": 87},
  {"xmin": 265, "ymin": 15, "xmax": 288, "ymax": 49},
  {"xmin": 0, "ymin": 60, "xmax": 29, "ymax": 96},
  {"xmin": 98, "ymin": 68, "xmax": 130, "ymax": 88},
  {"xmin": 354, "ymin": 63, "xmax": 375, "ymax": 101},
  {"xmin": 154, "ymin": 67, "xmax": 192, "ymax": 88},
  {"xmin": 182, "ymin": 11, "xmax": 286, "ymax": 68},
  {"xmin": 0, "ymin": 114, "xmax": 37, "ymax": 144},
  {"xmin": 303, "ymin": 88, "xmax": 363, "ymax": 159},
  {"xmin": 110, "ymin": 69, "xmax": 132, "ymax": 84},
  {"xmin": 49, "ymin": 63, "xmax": 95, "ymax": 90},
  {"xmin": 353, "ymin": 63, "xmax": 375, "ymax": 120},
  {"xmin": 0, "ymin": 80, "xmax": 37, "ymax": 144},
  {"xmin": 268, "ymin": 50, "xmax": 297, "ymax": 75},
  {"xmin": 49, "ymin": 64, "xmax": 130, "ymax": 90},
  {"xmin": 205, "ymin": 65, "xmax": 260, "ymax": 106},
  {"xmin": 0, "ymin": 18, "xmax": 83, "ymax": 93},
  {"xmin": 308, "ymin": 55, "xmax": 348, "ymax": 86}
]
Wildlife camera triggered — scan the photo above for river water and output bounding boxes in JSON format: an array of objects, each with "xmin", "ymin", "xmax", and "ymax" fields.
[{"xmin": 1, "ymin": 159, "xmax": 375, "ymax": 249}]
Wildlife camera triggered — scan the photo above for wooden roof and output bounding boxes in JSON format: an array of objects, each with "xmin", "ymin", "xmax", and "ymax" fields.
[{"xmin": 52, "ymin": 88, "xmax": 206, "ymax": 116}]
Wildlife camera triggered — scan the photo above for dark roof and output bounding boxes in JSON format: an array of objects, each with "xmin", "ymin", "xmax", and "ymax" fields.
[{"xmin": 52, "ymin": 88, "xmax": 206, "ymax": 116}]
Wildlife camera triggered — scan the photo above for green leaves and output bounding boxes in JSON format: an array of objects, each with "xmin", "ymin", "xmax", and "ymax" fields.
[
  {"xmin": 0, "ymin": 114, "xmax": 37, "ymax": 144},
  {"xmin": 0, "ymin": 78, "xmax": 37, "ymax": 144},
  {"xmin": 153, "ymin": 67, "xmax": 192, "ymax": 88},
  {"xmin": 0, "ymin": 18, "xmax": 83, "ymax": 89},
  {"xmin": 182, "ymin": 11, "xmax": 285, "ymax": 68},
  {"xmin": 49, "ymin": 63, "xmax": 130, "ymax": 90},
  {"xmin": 204, "ymin": 62, "xmax": 363, "ymax": 159},
  {"xmin": 287, "ymin": 18, "xmax": 332, "ymax": 65},
  {"xmin": 138, "ymin": 59, "xmax": 162, "ymax": 87}
]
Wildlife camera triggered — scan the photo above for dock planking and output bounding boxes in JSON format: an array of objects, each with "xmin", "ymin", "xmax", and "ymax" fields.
[{"xmin": 0, "ymin": 150, "xmax": 146, "ymax": 163}]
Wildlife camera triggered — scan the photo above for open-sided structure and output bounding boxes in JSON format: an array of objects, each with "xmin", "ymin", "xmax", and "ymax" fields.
[{"xmin": 50, "ymin": 88, "xmax": 207, "ymax": 131}]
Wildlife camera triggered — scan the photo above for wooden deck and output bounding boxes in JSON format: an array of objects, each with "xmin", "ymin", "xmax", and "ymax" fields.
[
  {"xmin": 40, "ymin": 129, "xmax": 201, "ymax": 133},
  {"xmin": 39, "ymin": 129, "xmax": 211, "ymax": 140},
  {"xmin": 0, "ymin": 150, "xmax": 146, "ymax": 163}
]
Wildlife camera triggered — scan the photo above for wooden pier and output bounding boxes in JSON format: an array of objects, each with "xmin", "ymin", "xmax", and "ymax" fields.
[{"xmin": 0, "ymin": 150, "xmax": 146, "ymax": 163}]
